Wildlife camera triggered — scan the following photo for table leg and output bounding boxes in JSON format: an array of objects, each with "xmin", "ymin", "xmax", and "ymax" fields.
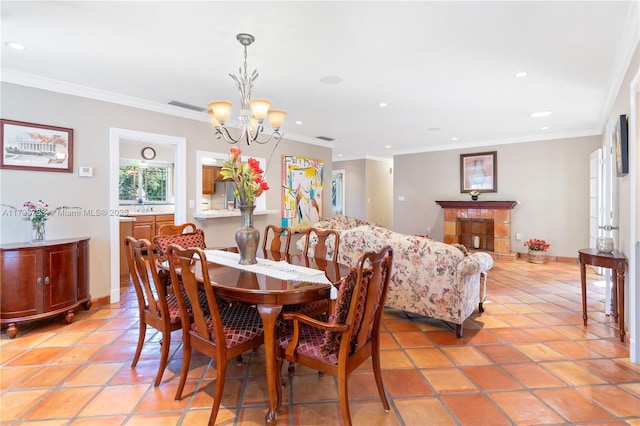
[
  {"xmin": 616, "ymin": 266, "xmax": 625, "ymax": 342},
  {"xmin": 612, "ymin": 270, "xmax": 619, "ymax": 321},
  {"xmin": 580, "ymin": 261, "xmax": 588, "ymax": 326},
  {"xmin": 257, "ymin": 304, "xmax": 283, "ymax": 425}
]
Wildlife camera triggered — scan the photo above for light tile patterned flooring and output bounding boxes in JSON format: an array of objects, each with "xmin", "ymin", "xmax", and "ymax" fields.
[{"xmin": 2, "ymin": 259, "xmax": 639, "ymax": 425}]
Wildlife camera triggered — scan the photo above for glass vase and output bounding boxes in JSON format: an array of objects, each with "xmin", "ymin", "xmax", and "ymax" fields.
[
  {"xmin": 32, "ymin": 221, "xmax": 46, "ymax": 243},
  {"xmin": 235, "ymin": 204, "xmax": 260, "ymax": 265}
]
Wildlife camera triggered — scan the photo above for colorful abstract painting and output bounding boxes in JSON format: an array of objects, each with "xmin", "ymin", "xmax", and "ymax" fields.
[{"xmin": 282, "ymin": 155, "xmax": 324, "ymax": 231}]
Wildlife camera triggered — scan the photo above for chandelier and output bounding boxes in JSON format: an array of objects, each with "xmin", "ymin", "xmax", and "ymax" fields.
[{"xmin": 208, "ymin": 33, "xmax": 286, "ymax": 145}]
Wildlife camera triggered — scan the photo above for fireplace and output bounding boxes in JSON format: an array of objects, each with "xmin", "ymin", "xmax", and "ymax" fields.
[{"xmin": 435, "ymin": 201, "xmax": 517, "ymax": 255}]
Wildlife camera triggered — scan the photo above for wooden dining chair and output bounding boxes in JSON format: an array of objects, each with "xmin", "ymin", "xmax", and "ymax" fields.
[
  {"xmin": 277, "ymin": 245, "xmax": 394, "ymax": 426},
  {"xmin": 302, "ymin": 228, "xmax": 340, "ymax": 262},
  {"xmin": 152, "ymin": 227, "xmax": 206, "ymax": 289},
  {"xmin": 262, "ymin": 224, "xmax": 292, "ymax": 253},
  {"xmin": 124, "ymin": 236, "xmax": 198, "ymax": 386},
  {"xmin": 157, "ymin": 222, "xmax": 198, "ymax": 236},
  {"xmin": 166, "ymin": 244, "xmax": 265, "ymax": 425}
]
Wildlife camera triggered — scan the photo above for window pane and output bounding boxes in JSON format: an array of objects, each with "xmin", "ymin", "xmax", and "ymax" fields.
[
  {"xmin": 119, "ymin": 166, "xmax": 138, "ymax": 201},
  {"xmin": 143, "ymin": 167, "xmax": 168, "ymax": 201}
]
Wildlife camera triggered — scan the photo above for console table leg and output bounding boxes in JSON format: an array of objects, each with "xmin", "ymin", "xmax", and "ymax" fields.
[
  {"xmin": 617, "ymin": 266, "xmax": 625, "ymax": 342},
  {"xmin": 580, "ymin": 262, "xmax": 588, "ymax": 326},
  {"xmin": 65, "ymin": 310, "xmax": 75, "ymax": 324}
]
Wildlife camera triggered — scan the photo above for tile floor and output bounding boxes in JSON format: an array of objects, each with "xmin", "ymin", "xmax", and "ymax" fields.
[{"xmin": 1, "ymin": 259, "xmax": 639, "ymax": 425}]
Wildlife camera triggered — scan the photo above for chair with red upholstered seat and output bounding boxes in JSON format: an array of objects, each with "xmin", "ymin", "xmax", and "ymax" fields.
[
  {"xmin": 167, "ymin": 244, "xmax": 265, "ymax": 425},
  {"xmin": 276, "ymin": 245, "xmax": 394, "ymax": 426},
  {"xmin": 262, "ymin": 224, "xmax": 291, "ymax": 253},
  {"xmin": 124, "ymin": 236, "xmax": 201, "ymax": 386},
  {"xmin": 302, "ymin": 227, "xmax": 340, "ymax": 262},
  {"xmin": 157, "ymin": 222, "xmax": 198, "ymax": 236}
]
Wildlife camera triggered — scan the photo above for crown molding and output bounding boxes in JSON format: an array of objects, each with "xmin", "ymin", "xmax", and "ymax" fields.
[
  {"xmin": 391, "ymin": 129, "xmax": 602, "ymax": 157},
  {"xmin": 597, "ymin": 1, "xmax": 640, "ymax": 131},
  {"xmin": 0, "ymin": 69, "xmax": 335, "ymax": 150}
]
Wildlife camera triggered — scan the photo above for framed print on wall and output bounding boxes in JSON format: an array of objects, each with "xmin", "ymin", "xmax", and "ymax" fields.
[
  {"xmin": 614, "ymin": 114, "xmax": 628, "ymax": 177},
  {"xmin": 460, "ymin": 151, "xmax": 497, "ymax": 193},
  {"xmin": 0, "ymin": 119, "xmax": 73, "ymax": 173},
  {"xmin": 282, "ymin": 155, "xmax": 324, "ymax": 231}
]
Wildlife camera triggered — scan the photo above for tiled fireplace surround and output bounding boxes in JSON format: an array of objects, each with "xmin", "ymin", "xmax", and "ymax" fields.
[{"xmin": 436, "ymin": 201, "xmax": 517, "ymax": 259}]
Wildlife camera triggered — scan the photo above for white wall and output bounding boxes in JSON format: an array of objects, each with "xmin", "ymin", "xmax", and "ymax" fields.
[
  {"xmin": 393, "ymin": 135, "xmax": 601, "ymax": 257},
  {"xmin": 0, "ymin": 83, "xmax": 332, "ymax": 300}
]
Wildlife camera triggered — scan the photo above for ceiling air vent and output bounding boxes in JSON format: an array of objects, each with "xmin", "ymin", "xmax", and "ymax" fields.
[
  {"xmin": 168, "ymin": 100, "xmax": 207, "ymax": 112},
  {"xmin": 316, "ymin": 136, "xmax": 335, "ymax": 142}
]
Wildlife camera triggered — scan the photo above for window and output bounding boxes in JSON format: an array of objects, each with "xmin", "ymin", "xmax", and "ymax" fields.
[{"xmin": 119, "ymin": 162, "xmax": 172, "ymax": 202}]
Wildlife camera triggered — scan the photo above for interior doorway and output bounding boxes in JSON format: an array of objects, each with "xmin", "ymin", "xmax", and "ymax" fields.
[
  {"xmin": 332, "ymin": 170, "xmax": 345, "ymax": 215},
  {"xmin": 108, "ymin": 128, "xmax": 187, "ymax": 303}
]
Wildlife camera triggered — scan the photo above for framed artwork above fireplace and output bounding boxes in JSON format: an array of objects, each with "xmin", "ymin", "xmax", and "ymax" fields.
[{"xmin": 460, "ymin": 151, "xmax": 497, "ymax": 193}]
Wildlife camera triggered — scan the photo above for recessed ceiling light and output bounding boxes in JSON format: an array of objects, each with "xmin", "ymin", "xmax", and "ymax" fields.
[
  {"xmin": 338, "ymin": 154, "xmax": 343, "ymax": 157},
  {"xmin": 296, "ymin": 121, "xmax": 302, "ymax": 125},
  {"xmin": 530, "ymin": 111, "xmax": 552, "ymax": 118},
  {"xmin": 514, "ymin": 71, "xmax": 528, "ymax": 77},
  {"xmin": 541, "ymin": 126, "xmax": 549, "ymax": 130},
  {"xmin": 452, "ymin": 137, "xmax": 458, "ymax": 141},
  {"xmin": 320, "ymin": 75, "xmax": 343, "ymax": 84},
  {"xmin": 385, "ymin": 145, "xmax": 391, "ymax": 149},
  {"xmin": 5, "ymin": 42, "xmax": 25, "ymax": 50},
  {"xmin": 379, "ymin": 102, "xmax": 388, "ymax": 108}
]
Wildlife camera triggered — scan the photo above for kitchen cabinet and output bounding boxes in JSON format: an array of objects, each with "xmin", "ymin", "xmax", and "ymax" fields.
[
  {"xmin": 120, "ymin": 219, "xmax": 134, "ymax": 280},
  {"xmin": 0, "ymin": 238, "xmax": 91, "ymax": 338},
  {"xmin": 202, "ymin": 165, "xmax": 223, "ymax": 194},
  {"xmin": 129, "ymin": 214, "xmax": 175, "ymax": 242},
  {"xmin": 155, "ymin": 214, "xmax": 176, "ymax": 233},
  {"xmin": 132, "ymin": 215, "xmax": 155, "ymax": 241}
]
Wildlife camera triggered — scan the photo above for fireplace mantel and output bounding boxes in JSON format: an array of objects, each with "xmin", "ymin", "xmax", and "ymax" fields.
[
  {"xmin": 436, "ymin": 200, "xmax": 518, "ymax": 256},
  {"xmin": 435, "ymin": 201, "xmax": 518, "ymax": 209}
]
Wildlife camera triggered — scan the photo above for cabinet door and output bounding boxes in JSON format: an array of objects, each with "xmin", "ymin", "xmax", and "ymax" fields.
[
  {"xmin": 44, "ymin": 244, "xmax": 77, "ymax": 312},
  {"xmin": 203, "ymin": 165, "xmax": 214, "ymax": 194},
  {"xmin": 155, "ymin": 214, "xmax": 175, "ymax": 235},
  {"xmin": 77, "ymin": 240, "xmax": 90, "ymax": 302},
  {"xmin": 0, "ymin": 248, "xmax": 43, "ymax": 319},
  {"xmin": 213, "ymin": 166, "xmax": 225, "ymax": 182},
  {"xmin": 133, "ymin": 216, "xmax": 154, "ymax": 241}
]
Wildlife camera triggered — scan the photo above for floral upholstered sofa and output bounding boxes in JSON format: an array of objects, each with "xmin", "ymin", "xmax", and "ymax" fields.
[{"xmin": 296, "ymin": 215, "xmax": 494, "ymax": 337}]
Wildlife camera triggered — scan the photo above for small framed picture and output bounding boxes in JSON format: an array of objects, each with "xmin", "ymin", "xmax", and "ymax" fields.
[
  {"xmin": 460, "ymin": 151, "xmax": 497, "ymax": 193},
  {"xmin": 1, "ymin": 119, "xmax": 73, "ymax": 173}
]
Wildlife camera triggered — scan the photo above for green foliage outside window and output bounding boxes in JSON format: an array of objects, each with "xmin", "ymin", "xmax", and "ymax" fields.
[{"xmin": 119, "ymin": 165, "xmax": 168, "ymax": 202}]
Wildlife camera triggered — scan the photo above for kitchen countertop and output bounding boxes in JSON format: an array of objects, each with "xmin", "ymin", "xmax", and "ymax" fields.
[
  {"xmin": 123, "ymin": 211, "xmax": 175, "ymax": 216},
  {"xmin": 193, "ymin": 209, "xmax": 279, "ymax": 219}
]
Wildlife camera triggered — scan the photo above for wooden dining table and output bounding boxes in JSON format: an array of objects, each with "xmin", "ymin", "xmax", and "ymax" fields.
[{"xmin": 160, "ymin": 248, "xmax": 348, "ymax": 425}]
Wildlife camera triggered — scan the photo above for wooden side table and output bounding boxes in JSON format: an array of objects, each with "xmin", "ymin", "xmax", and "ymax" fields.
[{"xmin": 578, "ymin": 248, "xmax": 626, "ymax": 342}]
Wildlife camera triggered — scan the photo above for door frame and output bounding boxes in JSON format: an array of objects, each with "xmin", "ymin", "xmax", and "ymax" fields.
[
  {"xmin": 628, "ymin": 68, "xmax": 639, "ymax": 363},
  {"xmin": 109, "ymin": 128, "xmax": 187, "ymax": 303}
]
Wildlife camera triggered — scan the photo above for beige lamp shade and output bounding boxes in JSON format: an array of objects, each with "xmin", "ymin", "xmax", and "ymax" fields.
[
  {"xmin": 249, "ymin": 98, "xmax": 272, "ymax": 121},
  {"xmin": 208, "ymin": 101, "xmax": 232, "ymax": 124},
  {"xmin": 250, "ymin": 116, "xmax": 257, "ymax": 132},
  {"xmin": 267, "ymin": 109, "xmax": 286, "ymax": 130},
  {"xmin": 207, "ymin": 110, "xmax": 221, "ymax": 127}
]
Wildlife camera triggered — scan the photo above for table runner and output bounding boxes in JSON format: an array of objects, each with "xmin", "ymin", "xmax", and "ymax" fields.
[{"xmin": 204, "ymin": 249, "xmax": 338, "ymax": 298}]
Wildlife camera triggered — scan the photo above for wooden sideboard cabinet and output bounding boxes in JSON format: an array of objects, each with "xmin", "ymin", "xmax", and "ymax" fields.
[{"xmin": 0, "ymin": 238, "xmax": 91, "ymax": 338}]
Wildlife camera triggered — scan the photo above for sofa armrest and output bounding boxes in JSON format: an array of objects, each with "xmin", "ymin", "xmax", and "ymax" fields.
[
  {"xmin": 457, "ymin": 252, "xmax": 494, "ymax": 276},
  {"xmin": 457, "ymin": 252, "xmax": 493, "ymax": 307}
]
